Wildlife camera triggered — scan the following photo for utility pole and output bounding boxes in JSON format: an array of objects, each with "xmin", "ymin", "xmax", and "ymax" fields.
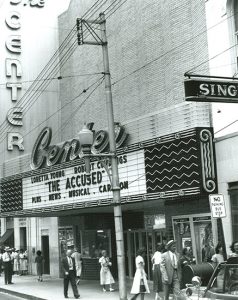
[{"xmin": 77, "ymin": 13, "xmax": 127, "ymax": 300}]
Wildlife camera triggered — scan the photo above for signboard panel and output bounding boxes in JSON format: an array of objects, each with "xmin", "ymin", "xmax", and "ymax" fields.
[
  {"xmin": 209, "ymin": 194, "xmax": 226, "ymax": 218},
  {"xmin": 23, "ymin": 150, "xmax": 146, "ymax": 209},
  {"xmin": 184, "ymin": 79, "xmax": 238, "ymax": 103}
]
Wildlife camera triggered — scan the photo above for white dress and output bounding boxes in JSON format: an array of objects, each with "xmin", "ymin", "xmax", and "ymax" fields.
[
  {"xmin": 71, "ymin": 251, "xmax": 82, "ymax": 277},
  {"xmin": 131, "ymin": 255, "xmax": 150, "ymax": 294},
  {"xmin": 99, "ymin": 256, "xmax": 115, "ymax": 285}
]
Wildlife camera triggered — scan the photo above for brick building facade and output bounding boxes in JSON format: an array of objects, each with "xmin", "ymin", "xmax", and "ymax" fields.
[{"xmin": 0, "ymin": 0, "xmax": 219, "ymax": 280}]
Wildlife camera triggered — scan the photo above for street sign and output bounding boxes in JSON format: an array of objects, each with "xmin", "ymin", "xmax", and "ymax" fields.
[
  {"xmin": 184, "ymin": 78, "xmax": 238, "ymax": 103},
  {"xmin": 209, "ymin": 194, "xmax": 226, "ymax": 218}
]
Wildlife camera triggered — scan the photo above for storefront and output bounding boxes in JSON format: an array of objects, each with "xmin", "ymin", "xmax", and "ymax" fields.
[
  {"xmin": 0, "ymin": 125, "xmax": 218, "ymax": 278},
  {"xmin": 173, "ymin": 213, "xmax": 217, "ymax": 264}
]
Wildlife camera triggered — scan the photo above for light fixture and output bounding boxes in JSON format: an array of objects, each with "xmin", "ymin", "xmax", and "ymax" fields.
[{"xmin": 78, "ymin": 124, "xmax": 94, "ymax": 175}]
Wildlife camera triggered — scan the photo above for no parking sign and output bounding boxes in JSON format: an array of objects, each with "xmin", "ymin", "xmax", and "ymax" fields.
[{"xmin": 209, "ymin": 194, "xmax": 226, "ymax": 218}]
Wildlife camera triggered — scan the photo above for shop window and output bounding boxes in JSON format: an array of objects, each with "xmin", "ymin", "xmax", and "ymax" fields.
[
  {"xmin": 228, "ymin": 182, "xmax": 238, "ymax": 241},
  {"xmin": 173, "ymin": 218, "xmax": 192, "ymax": 255},
  {"xmin": 173, "ymin": 214, "xmax": 214, "ymax": 264},
  {"xmin": 59, "ymin": 227, "xmax": 74, "ymax": 257},
  {"xmin": 81, "ymin": 230, "xmax": 111, "ymax": 258}
]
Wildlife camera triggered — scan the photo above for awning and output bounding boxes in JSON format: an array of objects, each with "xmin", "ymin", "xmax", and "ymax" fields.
[{"xmin": 0, "ymin": 229, "xmax": 14, "ymax": 245}]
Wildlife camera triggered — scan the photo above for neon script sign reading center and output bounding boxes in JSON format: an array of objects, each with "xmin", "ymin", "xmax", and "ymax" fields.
[{"xmin": 31, "ymin": 123, "xmax": 128, "ymax": 170}]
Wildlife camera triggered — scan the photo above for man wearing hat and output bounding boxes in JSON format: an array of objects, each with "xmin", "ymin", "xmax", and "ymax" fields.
[
  {"xmin": 2, "ymin": 247, "xmax": 14, "ymax": 285},
  {"xmin": 160, "ymin": 240, "xmax": 181, "ymax": 300}
]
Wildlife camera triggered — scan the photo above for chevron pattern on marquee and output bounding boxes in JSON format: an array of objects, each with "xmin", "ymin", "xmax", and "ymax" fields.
[
  {"xmin": 145, "ymin": 136, "xmax": 200, "ymax": 193},
  {"xmin": 0, "ymin": 179, "xmax": 23, "ymax": 212}
]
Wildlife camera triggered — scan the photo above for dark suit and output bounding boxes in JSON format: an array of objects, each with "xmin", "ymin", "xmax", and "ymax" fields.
[
  {"xmin": 160, "ymin": 251, "xmax": 181, "ymax": 300},
  {"xmin": 61, "ymin": 256, "xmax": 79, "ymax": 298}
]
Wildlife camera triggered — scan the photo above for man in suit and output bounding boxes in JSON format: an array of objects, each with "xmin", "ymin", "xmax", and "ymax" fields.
[
  {"xmin": 2, "ymin": 247, "xmax": 14, "ymax": 285},
  {"xmin": 62, "ymin": 249, "xmax": 80, "ymax": 299},
  {"xmin": 160, "ymin": 240, "xmax": 181, "ymax": 300}
]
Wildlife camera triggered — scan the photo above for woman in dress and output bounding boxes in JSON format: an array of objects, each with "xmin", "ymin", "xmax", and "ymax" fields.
[
  {"xmin": 130, "ymin": 248, "xmax": 150, "ymax": 300},
  {"xmin": 211, "ymin": 243, "xmax": 224, "ymax": 265},
  {"xmin": 13, "ymin": 249, "xmax": 20, "ymax": 275},
  {"xmin": 71, "ymin": 247, "xmax": 82, "ymax": 285},
  {"xmin": 19, "ymin": 249, "xmax": 25, "ymax": 275},
  {"xmin": 99, "ymin": 250, "xmax": 115, "ymax": 292},
  {"xmin": 35, "ymin": 250, "xmax": 44, "ymax": 282},
  {"xmin": 229, "ymin": 241, "xmax": 238, "ymax": 258},
  {"xmin": 151, "ymin": 244, "xmax": 162, "ymax": 300}
]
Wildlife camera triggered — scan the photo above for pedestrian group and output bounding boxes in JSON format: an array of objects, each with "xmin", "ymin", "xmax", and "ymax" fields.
[{"xmin": 0, "ymin": 240, "xmax": 237, "ymax": 299}]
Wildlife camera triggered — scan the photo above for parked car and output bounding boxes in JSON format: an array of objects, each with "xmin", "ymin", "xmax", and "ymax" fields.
[{"xmin": 180, "ymin": 257, "xmax": 238, "ymax": 299}]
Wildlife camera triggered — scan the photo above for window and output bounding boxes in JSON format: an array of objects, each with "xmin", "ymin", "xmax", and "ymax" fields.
[
  {"xmin": 228, "ymin": 182, "xmax": 238, "ymax": 240},
  {"xmin": 81, "ymin": 230, "xmax": 111, "ymax": 258}
]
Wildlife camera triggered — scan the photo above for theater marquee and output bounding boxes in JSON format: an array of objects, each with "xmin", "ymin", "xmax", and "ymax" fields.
[{"xmin": 22, "ymin": 150, "xmax": 146, "ymax": 209}]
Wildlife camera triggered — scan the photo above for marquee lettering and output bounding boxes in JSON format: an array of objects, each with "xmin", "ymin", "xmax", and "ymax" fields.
[
  {"xmin": 5, "ymin": 11, "xmax": 21, "ymax": 29},
  {"xmin": 4, "ymin": 1, "xmax": 46, "ymax": 152},
  {"xmin": 31, "ymin": 124, "xmax": 128, "ymax": 170}
]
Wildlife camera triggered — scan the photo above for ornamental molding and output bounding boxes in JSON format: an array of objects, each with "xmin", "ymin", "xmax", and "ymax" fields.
[{"xmin": 200, "ymin": 129, "xmax": 216, "ymax": 193}]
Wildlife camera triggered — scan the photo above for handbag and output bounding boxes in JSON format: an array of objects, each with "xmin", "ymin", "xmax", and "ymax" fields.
[{"xmin": 140, "ymin": 278, "xmax": 146, "ymax": 293}]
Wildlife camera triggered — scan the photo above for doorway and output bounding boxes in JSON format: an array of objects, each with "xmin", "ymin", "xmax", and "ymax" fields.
[
  {"xmin": 41, "ymin": 235, "xmax": 50, "ymax": 274},
  {"xmin": 125, "ymin": 229, "xmax": 165, "ymax": 280}
]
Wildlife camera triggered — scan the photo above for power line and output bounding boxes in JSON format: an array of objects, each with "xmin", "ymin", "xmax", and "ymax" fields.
[
  {"xmin": 25, "ymin": 76, "xmax": 105, "ymax": 141},
  {"xmin": 187, "ymin": 44, "xmax": 237, "ymax": 74},
  {"xmin": 0, "ymin": 36, "xmax": 79, "ymax": 142},
  {"xmin": 111, "ymin": 10, "xmax": 238, "ymax": 86},
  {"xmin": 0, "ymin": 0, "xmax": 127, "ymax": 144},
  {"xmin": 0, "ymin": 76, "xmax": 105, "ymax": 173},
  {"xmin": 0, "ymin": 72, "xmax": 104, "ymax": 86},
  {"xmin": 52, "ymin": 76, "xmax": 105, "ymax": 142},
  {"xmin": 214, "ymin": 119, "xmax": 238, "ymax": 135}
]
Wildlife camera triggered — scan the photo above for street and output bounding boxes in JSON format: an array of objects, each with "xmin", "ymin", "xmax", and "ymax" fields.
[{"xmin": 0, "ymin": 292, "xmax": 22, "ymax": 300}]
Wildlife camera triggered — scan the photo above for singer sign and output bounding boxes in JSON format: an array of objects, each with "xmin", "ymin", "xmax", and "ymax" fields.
[{"xmin": 184, "ymin": 78, "xmax": 238, "ymax": 103}]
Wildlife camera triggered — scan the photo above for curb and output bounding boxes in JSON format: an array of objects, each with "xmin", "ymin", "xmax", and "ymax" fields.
[{"xmin": 0, "ymin": 287, "xmax": 47, "ymax": 300}]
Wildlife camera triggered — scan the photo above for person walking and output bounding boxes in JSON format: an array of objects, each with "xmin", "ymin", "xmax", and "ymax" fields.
[
  {"xmin": 151, "ymin": 244, "xmax": 163, "ymax": 300},
  {"xmin": 229, "ymin": 241, "xmax": 238, "ymax": 258},
  {"xmin": 61, "ymin": 249, "xmax": 80, "ymax": 299},
  {"xmin": 130, "ymin": 248, "xmax": 150, "ymax": 300},
  {"xmin": 160, "ymin": 240, "xmax": 181, "ymax": 300},
  {"xmin": 35, "ymin": 250, "xmax": 44, "ymax": 282},
  {"xmin": 99, "ymin": 250, "xmax": 115, "ymax": 292},
  {"xmin": 71, "ymin": 247, "xmax": 82, "ymax": 285},
  {"xmin": 2, "ymin": 247, "xmax": 14, "ymax": 285}
]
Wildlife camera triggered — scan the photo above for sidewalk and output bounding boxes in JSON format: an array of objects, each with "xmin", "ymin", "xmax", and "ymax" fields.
[{"xmin": 0, "ymin": 274, "xmax": 159, "ymax": 300}]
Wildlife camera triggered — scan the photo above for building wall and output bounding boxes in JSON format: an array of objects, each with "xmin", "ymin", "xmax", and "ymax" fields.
[
  {"xmin": 58, "ymin": 0, "xmax": 211, "ymax": 141},
  {"xmin": 0, "ymin": 0, "xmax": 70, "ymax": 176},
  {"xmin": 215, "ymin": 132, "xmax": 238, "ymax": 252},
  {"xmin": 205, "ymin": 0, "xmax": 238, "ymax": 136},
  {"xmin": 28, "ymin": 217, "xmax": 59, "ymax": 277}
]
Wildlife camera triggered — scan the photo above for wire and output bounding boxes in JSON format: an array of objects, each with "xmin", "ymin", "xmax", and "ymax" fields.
[
  {"xmin": 0, "ymin": 76, "xmax": 105, "ymax": 173},
  {"xmin": 52, "ymin": 76, "xmax": 105, "ymax": 141},
  {"xmin": 187, "ymin": 44, "xmax": 237, "ymax": 74},
  {"xmin": 214, "ymin": 119, "xmax": 238, "ymax": 135},
  {"xmin": 0, "ymin": 37, "xmax": 79, "ymax": 142},
  {"xmin": 111, "ymin": 12, "xmax": 238, "ymax": 86},
  {"xmin": 22, "ymin": 76, "xmax": 105, "ymax": 141},
  {"xmin": 0, "ymin": 1, "xmax": 111, "ymax": 144},
  {"xmin": 0, "ymin": 72, "xmax": 104, "ymax": 86}
]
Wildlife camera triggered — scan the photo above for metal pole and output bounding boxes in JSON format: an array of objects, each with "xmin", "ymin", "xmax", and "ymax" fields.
[{"xmin": 99, "ymin": 13, "xmax": 127, "ymax": 300}]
